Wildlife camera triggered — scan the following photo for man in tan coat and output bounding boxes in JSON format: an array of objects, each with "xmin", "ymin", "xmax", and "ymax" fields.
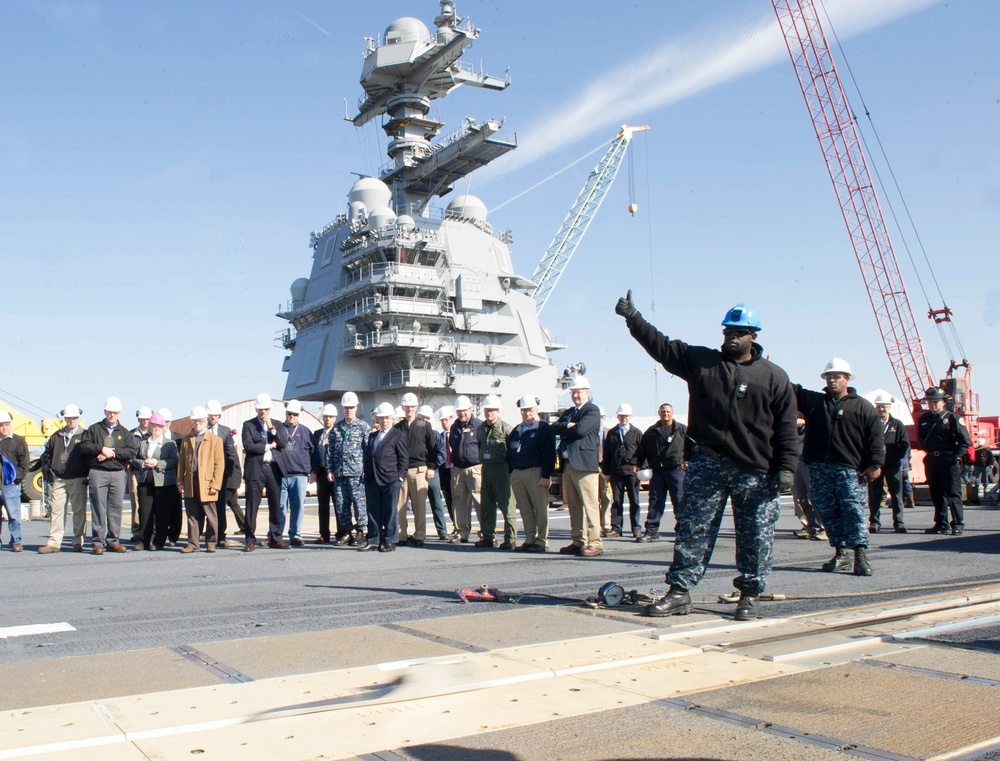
[{"xmin": 177, "ymin": 406, "xmax": 225, "ymax": 553}]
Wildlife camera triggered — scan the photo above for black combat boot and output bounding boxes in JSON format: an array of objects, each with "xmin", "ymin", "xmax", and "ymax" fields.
[
  {"xmin": 734, "ymin": 592, "xmax": 760, "ymax": 621},
  {"xmin": 853, "ymin": 545, "xmax": 872, "ymax": 576},
  {"xmin": 821, "ymin": 547, "xmax": 851, "ymax": 572},
  {"xmin": 642, "ymin": 585, "xmax": 692, "ymax": 617}
]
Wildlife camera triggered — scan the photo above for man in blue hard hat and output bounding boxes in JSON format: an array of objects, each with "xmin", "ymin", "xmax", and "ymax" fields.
[{"xmin": 615, "ymin": 293, "xmax": 798, "ymax": 621}]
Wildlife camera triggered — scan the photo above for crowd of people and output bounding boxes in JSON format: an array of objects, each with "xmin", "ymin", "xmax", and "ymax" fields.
[{"xmin": 0, "ymin": 295, "xmax": 980, "ymax": 623}]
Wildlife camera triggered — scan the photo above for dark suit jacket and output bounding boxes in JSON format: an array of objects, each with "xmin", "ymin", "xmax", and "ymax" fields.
[
  {"xmin": 363, "ymin": 427, "xmax": 409, "ymax": 486},
  {"xmin": 241, "ymin": 417, "xmax": 288, "ymax": 484},
  {"xmin": 550, "ymin": 401, "xmax": 601, "ymax": 473},
  {"xmin": 211, "ymin": 424, "xmax": 241, "ymax": 490}
]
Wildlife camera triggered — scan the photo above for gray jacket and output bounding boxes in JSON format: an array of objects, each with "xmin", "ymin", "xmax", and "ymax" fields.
[{"xmin": 131, "ymin": 437, "xmax": 178, "ymax": 487}]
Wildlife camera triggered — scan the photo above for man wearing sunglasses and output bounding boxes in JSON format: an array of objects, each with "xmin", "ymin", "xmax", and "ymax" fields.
[{"xmin": 616, "ymin": 293, "xmax": 797, "ymax": 621}]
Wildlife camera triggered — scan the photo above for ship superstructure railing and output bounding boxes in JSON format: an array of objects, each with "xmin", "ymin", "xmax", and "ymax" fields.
[
  {"xmin": 341, "ymin": 262, "xmax": 447, "ymax": 291},
  {"xmin": 351, "ymin": 330, "xmax": 449, "ymax": 353},
  {"xmin": 374, "ymin": 369, "xmax": 451, "ymax": 391}
]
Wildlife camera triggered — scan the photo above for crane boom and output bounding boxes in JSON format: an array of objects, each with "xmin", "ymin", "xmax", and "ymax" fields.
[
  {"xmin": 530, "ymin": 125, "xmax": 649, "ymax": 314},
  {"xmin": 771, "ymin": 0, "xmax": 938, "ymax": 413}
]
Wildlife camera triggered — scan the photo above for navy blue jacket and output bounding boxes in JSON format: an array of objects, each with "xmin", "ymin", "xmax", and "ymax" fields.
[{"xmin": 507, "ymin": 420, "xmax": 557, "ymax": 478}]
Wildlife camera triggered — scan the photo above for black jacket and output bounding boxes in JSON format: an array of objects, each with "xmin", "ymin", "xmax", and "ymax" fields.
[
  {"xmin": 364, "ymin": 427, "xmax": 409, "ymax": 486},
  {"xmin": 241, "ymin": 417, "xmax": 288, "ymax": 484},
  {"xmin": 794, "ymin": 386, "xmax": 884, "ymax": 470},
  {"xmin": 507, "ymin": 420, "xmax": 557, "ymax": 478},
  {"xmin": 550, "ymin": 401, "xmax": 601, "ymax": 473},
  {"xmin": 917, "ymin": 410, "xmax": 972, "ymax": 458},
  {"xmin": 601, "ymin": 423, "xmax": 643, "ymax": 477},
  {"xmin": 627, "ymin": 313, "xmax": 798, "ymax": 474},
  {"xmin": 80, "ymin": 420, "xmax": 137, "ymax": 472},
  {"xmin": 449, "ymin": 417, "xmax": 482, "ymax": 469},
  {"xmin": 393, "ymin": 418, "xmax": 437, "ymax": 469},
  {"xmin": 40, "ymin": 427, "xmax": 88, "ymax": 481},
  {"xmin": 637, "ymin": 420, "xmax": 688, "ymax": 472},
  {"xmin": 879, "ymin": 415, "xmax": 910, "ymax": 469},
  {"xmin": 0, "ymin": 434, "xmax": 30, "ymax": 483}
]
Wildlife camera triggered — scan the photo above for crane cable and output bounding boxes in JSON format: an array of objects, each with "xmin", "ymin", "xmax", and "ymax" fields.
[
  {"xmin": 491, "ymin": 138, "xmax": 609, "ymax": 213},
  {"xmin": 817, "ymin": 1, "xmax": 968, "ymax": 363}
]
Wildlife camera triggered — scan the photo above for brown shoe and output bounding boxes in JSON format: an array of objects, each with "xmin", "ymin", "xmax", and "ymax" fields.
[
  {"xmin": 268, "ymin": 540, "xmax": 291, "ymax": 549},
  {"xmin": 558, "ymin": 544, "xmax": 583, "ymax": 555},
  {"xmin": 108, "ymin": 543, "xmax": 127, "ymax": 553},
  {"xmin": 217, "ymin": 540, "xmax": 229, "ymax": 548},
  {"xmin": 313, "ymin": 536, "xmax": 330, "ymax": 544},
  {"xmin": 290, "ymin": 538, "xmax": 305, "ymax": 547},
  {"xmin": 243, "ymin": 542, "xmax": 255, "ymax": 552},
  {"xmin": 73, "ymin": 544, "xmax": 84, "ymax": 553},
  {"xmin": 93, "ymin": 544, "xmax": 105, "ymax": 555},
  {"xmin": 38, "ymin": 545, "xmax": 60, "ymax": 554},
  {"xmin": 206, "ymin": 546, "xmax": 216, "ymax": 553},
  {"xmin": 580, "ymin": 545, "xmax": 604, "ymax": 557},
  {"xmin": 11, "ymin": 543, "xmax": 23, "ymax": 553},
  {"xmin": 181, "ymin": 545, "xmax": 199, "ymax": 553}
]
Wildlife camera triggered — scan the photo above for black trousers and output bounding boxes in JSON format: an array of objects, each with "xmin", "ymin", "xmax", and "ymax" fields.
[
  {"xmin": 216, "ymin": 485, "xmax": 245, "ymax": 540},
  {"xmin": 365, "ymin": 480, "xmax": 401, "ymax": 547},
  {"xmin": 244, "ymin": 462, "xmax": 281, "ymax": 544},
  {"xmin": 644, "ymin": 467, "xmax": 685, "ymax": 534},
  {"xmin": 315, "ymin": 468, "xmax": 334, "ymax": 539},
  {"xmin": 440, "ymin": 466, "xmax": 454, "ymax": 525},
  {"xmin": 133, "ymin": 480, "xmax": 155, "ymax": 543},
  {"xmin": 868, "ymin": 463, "xmax": 904, "ymax": 527},
  {"xmin": 925, "ymin": 454, "xmax": 964, "ymax": 528},
  {"xmin": 149, "ymin": 485, "xmax": 177, "ymax": 549},
  {"xmin": 610, "ymin": 473, "xmax": 641, "ymax": 533}
]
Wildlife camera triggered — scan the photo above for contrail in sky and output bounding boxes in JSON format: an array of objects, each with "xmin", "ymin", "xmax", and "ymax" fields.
[
  {"xmin": 293, "ymin": 8, "xmax": 331, "ymax": 38},
  {"xmin": 490, "ymin": 0, "xmax": 940, "ymax": 179}
]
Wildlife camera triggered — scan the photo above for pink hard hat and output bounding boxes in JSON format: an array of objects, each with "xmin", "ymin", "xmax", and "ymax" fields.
[{"xmin": 148, "ymin": 412, "xmax": 166, "ymax": 427}]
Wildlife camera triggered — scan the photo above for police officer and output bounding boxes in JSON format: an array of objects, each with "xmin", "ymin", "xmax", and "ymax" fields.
[
  {"xmin": 795, "ymin": 359, "xmax": 883, "ymax": 576},
  {"xmin": 635, "ymin": 402, "xmax": 688, "ymax": 542},
  {"xmin": 616, "ymin": 294, "xmax": 798, "ymax": 621},
  {"xmin": 868, "ymin": 392, "xmax": 910, "ymax": 533},
  {"xmin": 918, "ymin": 387, "xmax": 971, "ymax": 534}
]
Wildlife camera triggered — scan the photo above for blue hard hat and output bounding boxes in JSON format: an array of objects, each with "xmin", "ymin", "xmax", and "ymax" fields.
[{"xmin": 721, "ymin": 303, "xmax": 762, "ymax": 331}]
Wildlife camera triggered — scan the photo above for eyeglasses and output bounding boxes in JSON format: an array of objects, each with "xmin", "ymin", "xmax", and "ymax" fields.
[{"xmin": 722, "ymin": 328, "xmax": 754, "ymax": 338}]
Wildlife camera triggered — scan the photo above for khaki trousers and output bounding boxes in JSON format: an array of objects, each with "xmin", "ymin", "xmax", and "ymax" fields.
[
  {"xmin": 598, "ymin": 472, "xmax": 612, "ymax": 530},
  {"xmin": 564, "ymin": 463, "xmax": 601, "ymax": 548},
  {"xmin": 397, "ymin": 465, "xmax": 429, "ymax": 541},
  {"xmin": 451, "ymin": 464, "xmax": 482, "ymax": 541},
  {"xmin": 511, "ymin": 467, "xmax": 548, "ymax": 547},
  {"xmin": 46, "ymin": 477, "xmax": 88, "ymax": 548}
]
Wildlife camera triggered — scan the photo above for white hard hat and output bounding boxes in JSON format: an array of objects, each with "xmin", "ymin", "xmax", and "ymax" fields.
[
  {"xmin": 205, "ymin": 399, "xmax": 223, "ymax": 415},
  {"xmin": 417, "ymin": 405, "xmax": 434, "ymax": 419},
  {"xmin": 394, "ymin": 406, "xmax": 404, "ymax": 418},
  {"xmin": 872, "ymin": 392, "xmax": 894, "ymax": 405},
  {"xmin": 254, "ymin": 393, "xmax": 272, "ymax": 410},
  {"xmin": 136, "ymin": 406, "xmax": 152, "ymax": 419},
  {"xmin": 517, "ymin": 395, "xmax": 539, "ymax": 409},
  {"xmin": 0, "ymin": 411, "xmax": 11, "ymax": 424},
  {"xmin": 104, "ymin": 396, "xmax": 123, "ymax": 413},
  {"xmin": 437, "ymin": 405, "xmax": 456, "ymax": 420},
  {"xmin": 321, "ymin": 403, "xmax": 338, "ymax": 417},
  {"xmin": 285, "ymin": 399, "xmax": 303, "ymax": 414},
  {"xmin": 482, "ymin": 394, "xmax": 502, "ymax": 410},
  {"xmin": 158, "ymin": 408, "xmax": 173, "ymax": 422},
  {"xmin": 617, "ymin": 403, "xmax": 633, "ymax": 416},
  {"xmin": 61, "ymin": 404, "xmax": 82, "ymax": 418},
  {"xmin": 455, "ymin": 395, "xmax": 473, "ymax": 410},
  {"xmin": 400, "ymin": 392, "xmax": 419, "ymax": 407},
  {"xmin": 821, "ymin": 358, "xmax": 854, "ymax": 380},
  {"xmin": 374, "ymin": 402, "xmax": 395, "ymax": 417},
  {"xmin": 341, "ymin": 391, "xmax": 359, "ymax": 407},
  {"xmin": 570, "ymin": 376, "xmax": 590, "ymax": 390},
  {"xmin": 190, "ymin": 406, "xmax": 208, "ymax": 420}
]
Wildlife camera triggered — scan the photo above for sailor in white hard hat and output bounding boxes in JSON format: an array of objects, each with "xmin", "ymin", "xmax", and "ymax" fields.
[
  {"xmin": 240, "ymin": 393, "xmax": 288, "ymax": 552},
  {"xmin": 551, "ymin": 377, "xmax": 604, "ymax": 557},
  {"xmin": 477, "ymin": 394, "xmax": 517, "ymax": 549},
  {"xmin": 79, "ymin": 396, "xmax": 138, "ymax": 554},
  {"xmin": 311, "ymin": 403, "xmax": 338, "ymax": 544},
  {"xmin": 796, "ymin": 359, "xmax": 884, "ymax": 577},
  {"xmin": 448, "ymin": 395, "xmax": 483, "ymax": 544},
  {"xmin": 38, "ymin": 404, "xmax": 89, "ymax": 553},
  {"xmin": 330, "ymin": 392, "xmax": 371, "ymax": 547},
  {"xmin": 393, "ymin": 393, "xmax": 437, "ymax": 547},
  {"xmin": 603, "ymin": 403, "xmax": 643, "ymax": 539},
  {"xmin": 508, "ymin": 395, "xmax": 556, "ymax": 552},
  {"xmin": 868, "ymin": 392, "xmax": 910, "ymax": 534}
]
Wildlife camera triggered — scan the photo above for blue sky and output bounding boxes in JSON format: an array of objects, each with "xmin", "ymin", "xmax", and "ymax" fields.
[{"xmin": 1, "ymin": 0, "xmax": 997, "ymax": 427}]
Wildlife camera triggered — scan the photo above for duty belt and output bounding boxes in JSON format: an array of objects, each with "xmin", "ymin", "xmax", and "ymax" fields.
[
  {"xmin": 928, "ymin": 450, "xmax": 953, "ymax": 458},
  {"xmin": 697, "ymin": 444, "xmax": 724, "ymax": 461}
]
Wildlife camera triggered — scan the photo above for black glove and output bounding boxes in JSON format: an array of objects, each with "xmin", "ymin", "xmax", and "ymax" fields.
[
  {"xmin": 615, "ymin": 289, "xmax": 637, "ymax": 319},
  {"xmin": 775, "ymin": 470, "xmax": 795, "ymax": 493}
]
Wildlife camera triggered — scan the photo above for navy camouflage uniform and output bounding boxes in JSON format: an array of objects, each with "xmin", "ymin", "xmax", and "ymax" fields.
[
  {"xmin": 795, "ymin": 385, "xmax": 883, "ymax": 550},
  {"xmin": 328, "ymin": 417, "xmax": 371, "ymax": 535},
  {"xmin": 626, "ymin": 313, "xmax": 798, "ymax": 596}
]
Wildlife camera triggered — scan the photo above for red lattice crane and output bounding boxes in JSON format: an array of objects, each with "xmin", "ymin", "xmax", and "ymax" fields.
[{"xmin": 771, "ymin": 0, "xmax": 985, "ymax": 443}]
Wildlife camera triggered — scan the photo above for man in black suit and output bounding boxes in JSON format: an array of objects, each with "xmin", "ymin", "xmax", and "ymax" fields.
[
  {"xmin": 361, "ymin": 402, "xmax": 409, "ymax": 553},
  {"xmin": 311, "ymin": 403, "xmax": 338, "ymax": 543},
  {"xmin": 240, "ymin": 393, "xmax": 287, "ymax": 552},
  {"xmin": 550, "ymin": 376, "xmax": 603, "ymax": 557}
]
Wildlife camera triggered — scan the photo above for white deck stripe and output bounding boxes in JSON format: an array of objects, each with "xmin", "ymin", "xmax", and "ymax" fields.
[{"xmin": 0, "ymin": 622, "xmax": 76, "ymax": 639}]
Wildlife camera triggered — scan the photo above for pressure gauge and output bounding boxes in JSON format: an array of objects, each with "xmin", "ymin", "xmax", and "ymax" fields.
[{"xmin": 598, "ymin": 582, "xmax": 626, "ymax": 606}]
